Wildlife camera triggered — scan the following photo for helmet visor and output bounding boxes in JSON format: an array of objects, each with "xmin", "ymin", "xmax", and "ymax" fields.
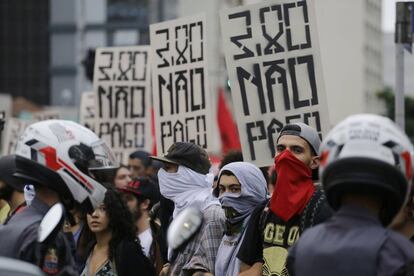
[
  {"xmin": 68, "ymin": 140, "xmax": 119, "ymax": 185},
  {"xmin": 88, "ymin": 140, "xmax": 119, "ymax": 170},
  {"xmin": 87, "ymin": 141, "xmax": 119, "ymax": 185}
]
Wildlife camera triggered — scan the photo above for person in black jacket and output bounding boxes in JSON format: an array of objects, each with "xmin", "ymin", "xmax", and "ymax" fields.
[
  {"xmin": 81, "ymin": 187, "xmax": 154, "ymax": 276},
  {"xmin": 287, "ymin": 114, "xmax": 414, "ymax": 276}
]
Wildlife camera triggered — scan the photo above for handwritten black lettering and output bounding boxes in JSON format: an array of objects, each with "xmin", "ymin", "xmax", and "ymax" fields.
[{"xmin": 228, "ymin": 11, "xmax": 254, "ymax": 60}]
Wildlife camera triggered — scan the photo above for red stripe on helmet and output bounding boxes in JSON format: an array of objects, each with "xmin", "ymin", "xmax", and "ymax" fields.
[
  {"xmin": 320, "ymin": 151, "xmax": 329, "ymax": 167},
  {"xmin": 39, "ymin": 147, "xmax": 62, "ymax": 171},
  {"xmin": 402, "ymin": 151, "xmax": 413, "ymax": 180},
  {"xmin": 58, "ymin": 158, "xmax": 94, "ymax": 191}
]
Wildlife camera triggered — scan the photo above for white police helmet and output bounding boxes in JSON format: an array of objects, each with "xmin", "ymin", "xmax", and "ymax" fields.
[
  {"xmin": 14, "ymin": 120, "xmax": 118, "ymax": 211},
  {"xmin": 319, "ymin": 114, "xmax": 413, "ymax": 225}
]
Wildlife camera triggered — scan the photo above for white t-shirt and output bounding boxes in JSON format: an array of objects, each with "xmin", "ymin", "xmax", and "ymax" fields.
[{"xmin": 138, "ymin": 228, "xmax": 153, "ymax": 258}]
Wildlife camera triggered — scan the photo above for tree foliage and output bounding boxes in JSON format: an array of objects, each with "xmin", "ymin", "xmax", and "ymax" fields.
[{"xmin": 377, "ymin": 87, "xmax": 414, "ymax": 143}]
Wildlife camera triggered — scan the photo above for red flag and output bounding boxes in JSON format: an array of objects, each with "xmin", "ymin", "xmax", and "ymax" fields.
[{"xmin": 217, "ymin": 88, "xmax": 241, "ymax": 153}]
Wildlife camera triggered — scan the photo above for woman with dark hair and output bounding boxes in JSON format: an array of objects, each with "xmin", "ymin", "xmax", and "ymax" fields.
[{"xmin": 81, "ymin": 187, "xmax": 154, "ymax": 276}]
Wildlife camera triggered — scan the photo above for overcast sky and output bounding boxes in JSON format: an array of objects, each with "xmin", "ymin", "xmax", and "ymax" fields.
[
  {"xmin": 383, "ymin": 0, "xmax": 412, "ymax": 33},
  {"xmin": 383, "ymin": 0, "xmax": 395, "ymax": 33}
]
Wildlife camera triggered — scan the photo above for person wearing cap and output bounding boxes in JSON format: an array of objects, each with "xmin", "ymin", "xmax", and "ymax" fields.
[
  {"xmin": 0, "ymin": 155, "xmax": 27, "ymax": 225},
  {"xmin": 118, "ymin": 177, "xmax": 163, "ymax": 274},
  {"xmin": 237, "ymin": 123, "xmax": 332, "ymax": 275},
  {"xmin": 152, "ymin": 142, "xmax": 225, "ymax": 276},
  {"xmin": 286, "ymin": 114, "xmax": 414, "ymax": 275},
  {"xmin": 214, "ymin": 162, "xmax": 268, "ymax": 276},
  {"xmin": 128, "ymin": 150, "xmax": 162, "ymax": 207}
]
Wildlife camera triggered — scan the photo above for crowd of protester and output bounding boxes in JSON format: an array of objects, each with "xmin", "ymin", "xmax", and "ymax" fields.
[{"xmin": 0, "ymin": 114, "xmax": 414, "ymax": 276}]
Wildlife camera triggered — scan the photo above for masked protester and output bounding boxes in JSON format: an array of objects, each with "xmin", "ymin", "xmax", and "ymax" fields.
[
  {"xmin": 0, "ymin": 120, "xmax": 117, "ymax": 275},
  {"xmin": 237, "ymin": 123, "xmax": 332, "ymax": 275},
  {"xmin": 151, "ymin": 142, "xmax": 225, "ymax": 276},
  {"xmin": 0, "ymin": 155, "xmax": 26, "ymax": 224},
  {"xmin": 213, "ymin": 162, "xmax": 268, "ymax": 276},
  {"xmin": 287, "ymin": 114, "xmax": 414, "ymax": 275}
]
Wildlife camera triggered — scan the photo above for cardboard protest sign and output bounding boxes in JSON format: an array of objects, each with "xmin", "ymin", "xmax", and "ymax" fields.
[
  {"xmin": 0, "ymin": 94, "xmax": 11, "ymax": 122},
  {"xmin": 150, "ymin": 14, "xmax": 213, "ymax": 154},
  {"xmin": 0, "ymin": 112, "xmax": 5, "ymax": 134},
  {"xmin": 220, "ymin": 0, "xmax": 329, "ymax": 167},
  {"xmin": 79, "ymin": 91, "xmax": 96, "ymax": 132},
  {"xmin": 31, "ymin": 110, "xmax": 60, "ymax": 121},
  {"xmin": 2, "ymin": 110, "xmax": 62, "ymax": 155},
  {"xmin": 93, "ymin": 46, "xmax": 152, "ymax": 163},
  {"xmin": 2, "ymin": 118, "xmax": 31, "ymax": 155},
  {"xmin": 0, "ymin": 94, "xmax": 12, "ymax": 154}
]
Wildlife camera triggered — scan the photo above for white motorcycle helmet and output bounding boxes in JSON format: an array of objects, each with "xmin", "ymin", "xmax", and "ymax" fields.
[
  {"xmin": 319, "ymin": 114, "xmax": 413, "ymax": 225},
  {"xmin": 14, "ymin": 120, "xmax": 119, "ymax": 212}
]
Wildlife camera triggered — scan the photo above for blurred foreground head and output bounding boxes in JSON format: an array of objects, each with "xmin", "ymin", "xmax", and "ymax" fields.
[{"xmin": 319, "ymin": 114, "xmax": 413, "ymax": 225}]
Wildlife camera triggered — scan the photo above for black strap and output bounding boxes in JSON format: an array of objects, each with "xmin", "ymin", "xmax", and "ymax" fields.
[
  {"xmin": 259, "ymin": 187, "xmax": 326, "ymax": 236},
  {"xmin": 299, "ymin": 186, "xmax": 326, "ymax": 232},
  {"xmin": 258, "ymin": 200, "xmax": 271, "ymax": 239}
]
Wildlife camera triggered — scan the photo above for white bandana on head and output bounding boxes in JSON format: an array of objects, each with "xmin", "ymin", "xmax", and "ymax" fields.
[{"xmin": 158, "ymin": 165, "xmax": 219, "ymax": 218}]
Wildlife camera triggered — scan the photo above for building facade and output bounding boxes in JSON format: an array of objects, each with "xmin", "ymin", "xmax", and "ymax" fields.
[
  {"xmin": 315, "ymin": 0, "xmax": 384, "ymax": 125},
  {"xmin": 383, "ymin": 32, "xmax": 414, "ymax": 97},
  {"xmin": 0, "ymin": 0, "xmax": 50, "ymax": 106}
]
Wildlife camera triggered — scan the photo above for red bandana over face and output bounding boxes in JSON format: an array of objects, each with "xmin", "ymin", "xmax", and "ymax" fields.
[{"xmin": 269, "ymin": 150, "xmax": 315, "ymax": 222}]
